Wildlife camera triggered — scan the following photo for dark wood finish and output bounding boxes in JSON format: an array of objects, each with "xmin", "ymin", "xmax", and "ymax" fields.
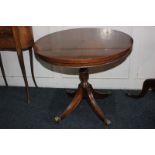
[
  {"xmin": 34, "ymin": 28, "xmax": 133, "ymax": 126},
  {"xmin": 0, "ymin": 26, "xmax": 34, "ymax": 50},
  {"xmin": 55, "ymin": 87, "xmax": 83, "ymax": 122},
  {"xmin": 0, "ymin": 53, "xmax": 8, "ymax": 86},
  {"xmin": 91, "ymin": 88, "xmax": 111, "ymax": 99},
  {"xmin": 12, "ymin": 27, "xmax": 30, "ymax": 103},
  {"xmin": 55, "ymin": 68, "xmax": 111, "ymax": 126},
  {"xmin": 0, "ymin": 26, "xmax": 38, "ymax": 103},
  {"xmin": 66, "ymin": 87, "xmax": 111, "ymax": 99},
  {"xmin": 29, "ymin": 48, "xmax": 38, "ymax": 88},
  {"xmin": 127, "ymin": 79, "xmax": 155, "ymax": 98},
  {"xmin": 34, "ymin": 28, "xmax": 133, "ymax": 68}
]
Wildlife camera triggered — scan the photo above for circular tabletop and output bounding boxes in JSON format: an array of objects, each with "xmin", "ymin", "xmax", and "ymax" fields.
[{"xmin": 34, "ymin": 28, "xmax": 133, "ymax": 68}]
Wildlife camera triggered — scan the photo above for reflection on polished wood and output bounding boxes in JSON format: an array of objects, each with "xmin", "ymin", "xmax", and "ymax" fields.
[
  {"xmin": 34, "ymin": 28, "xmax": 133, "ymax": 126},
  {"xmin": 34, "ymin": 28, "xmax": 133, "ymax": 68}
]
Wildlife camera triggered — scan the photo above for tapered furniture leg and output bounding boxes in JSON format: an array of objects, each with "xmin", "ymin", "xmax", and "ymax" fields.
[
  {"xmin": 0, "ymin": 53, "xmax": 8, "ymax": 86},
  {"xmin": 17, "ymin": 52, "xmax": 30, "ymax": 103},
  {"xmin": 29, "ymin": 48, "xmax": 38, "ymax": 87},
  {"xmin": 79, "ymin": 68, "xmax": 111, "ymax": 126},
  {"xmin": 54, "ymin": 87, "xmax": 83, "ymax": 122},
  {"xmin": 90, "ymin": 85, "xmax": 111, "ymax": 99},
  {"xmin": 93, "ymin": 90, "xmax": 111, "ymax": 99},
  {"xmin": 86, "ymin": 86, "xmax": 111, "ymax": 126},
  {"xmin": 127, "ymin": 79, "xmax": 155, "ymax": 98}
]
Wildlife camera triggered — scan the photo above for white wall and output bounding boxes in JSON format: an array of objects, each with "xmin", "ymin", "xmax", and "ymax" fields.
[{"xmin": 0, "ymin": 26, "xmax": 155, "ymax": 90}]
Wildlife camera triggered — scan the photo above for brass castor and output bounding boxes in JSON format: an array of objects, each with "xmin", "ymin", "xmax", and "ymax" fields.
[
  {"xmin": 104, "ymin": 118, "xmax": 111, "ymax": 128},
  {"xmin": 54, "ymin": 116, "xmax": 61, "ymax": 123},
  {"xmin": 105, "ymin": 118, "xmax": 111, "ymax": 125}
]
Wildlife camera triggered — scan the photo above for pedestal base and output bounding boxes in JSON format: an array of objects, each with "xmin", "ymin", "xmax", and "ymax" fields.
[
  {"xmin": 54, "ymin": 68, "xmax": 111, "ymax": 127},
  {"xmin": 127, "ymin": 79, "xmax": 155, "ymax": 98}
]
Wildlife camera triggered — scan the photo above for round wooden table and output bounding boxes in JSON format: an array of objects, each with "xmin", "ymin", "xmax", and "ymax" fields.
[{"xmin": 34, "ymin": 28, "xmax": 133, "ymax": 126}]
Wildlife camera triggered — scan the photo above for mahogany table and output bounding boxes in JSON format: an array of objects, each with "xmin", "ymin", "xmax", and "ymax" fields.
[{"xmin": 34, "ymin": 28, "xmax": 133, "ymax": 126}]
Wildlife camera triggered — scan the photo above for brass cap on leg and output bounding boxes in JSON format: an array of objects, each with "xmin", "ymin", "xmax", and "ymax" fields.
[{"xmin": 54, "ymin": 116, "xmax": 61, "ymax": 123}]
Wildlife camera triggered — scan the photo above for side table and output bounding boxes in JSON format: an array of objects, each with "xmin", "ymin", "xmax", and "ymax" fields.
[{"xmin": 34, "ymin": 28, "xmax": 133, "ymax": 126}]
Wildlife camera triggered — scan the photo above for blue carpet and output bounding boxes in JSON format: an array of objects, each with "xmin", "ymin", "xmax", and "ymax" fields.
[{"xmin": 0, "ymin": 86, "xmax": 155, "ymax": 129}]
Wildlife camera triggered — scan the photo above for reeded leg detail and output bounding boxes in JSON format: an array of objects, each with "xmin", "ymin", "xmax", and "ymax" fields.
[
  {"xmin": 29, "ymin": 48, "xmax": 38, "ymax": 88},
  {"xmin": 54, "ymin": 87, "xmax": 83, "ymax": 122},
  {"xmin": 0, "ymin": 53, "xmax": 8, "ymax": 86}
]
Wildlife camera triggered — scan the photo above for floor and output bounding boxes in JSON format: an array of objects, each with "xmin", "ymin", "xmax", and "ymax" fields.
[{"xmin": 0, "ymin": 86, "xmax": 155, "ymax": 129}]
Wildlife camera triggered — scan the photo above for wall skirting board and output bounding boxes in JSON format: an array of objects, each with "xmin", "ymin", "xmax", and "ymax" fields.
[{"xmin": 0, "ymin": 76, "xmax": 147, "ymax": 90}]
